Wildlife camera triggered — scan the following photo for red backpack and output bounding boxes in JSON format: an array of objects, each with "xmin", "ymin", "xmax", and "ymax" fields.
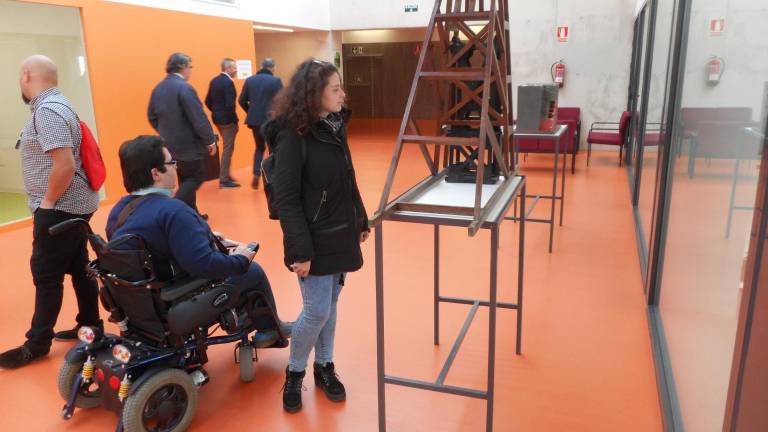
[{"xmin": 34, "ymin": 102, "xmax": 106, "ymax": 191}]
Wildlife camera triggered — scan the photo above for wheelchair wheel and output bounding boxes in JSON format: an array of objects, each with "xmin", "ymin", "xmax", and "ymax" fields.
[
  {"xmin": 57, "ymin": 359, "xmax": 101, "ymax": 408},
  {"xmin": 238, "ymin": 345, "xmax": 255, "ymax": 383},
  {"xmin": 122, "ymin": 369, "xmax": 198, "ymax": 432}
]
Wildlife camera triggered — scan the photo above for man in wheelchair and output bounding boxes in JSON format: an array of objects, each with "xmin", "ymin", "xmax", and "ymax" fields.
[
  {"xmin": 107, "ymin": 135, "xmax": 289, "ymax": 346},
  {"xmin": 53, "ymin": 135, "xmax": 290, "ymax": 431}
]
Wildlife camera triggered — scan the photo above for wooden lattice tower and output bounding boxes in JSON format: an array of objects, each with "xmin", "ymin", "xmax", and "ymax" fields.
[{"xmin": 373, "ymin": 0, "xmax": 514, "ymax": 235}]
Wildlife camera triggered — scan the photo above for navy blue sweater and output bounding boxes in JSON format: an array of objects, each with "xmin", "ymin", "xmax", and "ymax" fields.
[{"xmin": 106, "ymin": 194, "xmax": 249, "ymax": 280}]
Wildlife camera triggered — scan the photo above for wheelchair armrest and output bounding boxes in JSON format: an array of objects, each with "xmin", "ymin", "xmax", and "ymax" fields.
[{"xmin": 160, "ymin": 278, "xmax": 212, "ymax": 302}]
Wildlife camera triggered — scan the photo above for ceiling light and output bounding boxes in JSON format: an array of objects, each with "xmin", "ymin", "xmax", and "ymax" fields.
[{"xmin": 253, "ymin": 25, "xmax": 294, "ymax": 32}]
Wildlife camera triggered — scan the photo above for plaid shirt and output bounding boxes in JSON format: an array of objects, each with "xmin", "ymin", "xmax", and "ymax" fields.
[{"xmin": 19, "ymin": 87, "xmax": 99, "ymax": 214}]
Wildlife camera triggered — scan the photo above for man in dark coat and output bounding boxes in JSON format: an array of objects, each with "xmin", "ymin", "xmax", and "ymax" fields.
[
  {"xmin": 238, "ymin": 58, "xmax": 283, "ymax": 189},
  {"xmin": 148, "ymin": 52, "xmax": 216, "ymax": 219},
  {"xmin": 205, "ymin": 58, "xmax": 240, "ymax": 188}
]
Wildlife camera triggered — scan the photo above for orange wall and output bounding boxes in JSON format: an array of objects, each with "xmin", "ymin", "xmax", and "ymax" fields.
[{"xmin": 22, "ymin": 0, "xmax": 258, "ymax": 204}]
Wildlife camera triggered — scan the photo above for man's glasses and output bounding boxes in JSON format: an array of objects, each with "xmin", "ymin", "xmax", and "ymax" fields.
[{"xmin": 163, "ymin": 160, "xmax": 177, "ymax": 167}]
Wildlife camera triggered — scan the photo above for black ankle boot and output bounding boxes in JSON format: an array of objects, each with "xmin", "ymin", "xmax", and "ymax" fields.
[
  {"xmin": 282, "ymin": 367, "xmax": 305, "ymax": 413},
  {"xmin": 314, "ymin": 362, "xmax": 346, "ymax": 402}
]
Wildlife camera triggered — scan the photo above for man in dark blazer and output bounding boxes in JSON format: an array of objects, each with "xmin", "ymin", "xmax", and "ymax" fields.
[
  {"xmin": 148, "ymin": 52, "xmax": 216, "ymax": 219},
  {"xmin": 205, "ymin": 58, "xmax": 240, "ymax": 188},
  {"xmin": 239, "ymin": 58, "xmax": 283, "ymax": 189}
]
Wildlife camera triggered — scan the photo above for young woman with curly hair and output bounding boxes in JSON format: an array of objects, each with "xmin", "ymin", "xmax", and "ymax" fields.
[{"xmin": 261, "ymin": 59, "xmax": 369, "ymax": 413}]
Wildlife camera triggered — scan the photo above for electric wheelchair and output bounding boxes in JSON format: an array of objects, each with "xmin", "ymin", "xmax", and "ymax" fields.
[{"xmin": 50, "ymin": 218, "xmax": 289, "ymax": 432}]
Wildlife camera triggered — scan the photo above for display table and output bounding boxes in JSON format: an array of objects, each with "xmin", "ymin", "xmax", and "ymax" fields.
[
  {"xmin": 512, "ymin": 124, "xmax": 568, "ymax": 252},
  {"xmin": 373, "ymin": 173, "xmax": 526, "ymax": 432}
]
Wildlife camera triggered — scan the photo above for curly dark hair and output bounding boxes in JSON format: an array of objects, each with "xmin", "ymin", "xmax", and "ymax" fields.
[{"xmin": 270, "ymin": 59, "xmax": 340, "ymax": 135}]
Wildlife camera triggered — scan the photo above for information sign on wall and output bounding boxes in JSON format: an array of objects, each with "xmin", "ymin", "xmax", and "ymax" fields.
[
  {"xmin": 236, "ymin": 59, "xmax": 252, "ymax": 79},
  {"xmin": 556, "ymin": 26, "xmax": 569, "ymax": 42},
  {"xmin": 404, "ymin": 4, "xmax": 418, "ymax": 12}
]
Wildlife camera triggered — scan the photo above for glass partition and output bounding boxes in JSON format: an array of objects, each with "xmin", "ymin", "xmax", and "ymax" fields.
[
  {"xmin": 637, "ymin": 0, "xmax": 675, "ymax": 258},
  {"xmin": 0, "ymin": 0, "xmax": 98, "ymax": 225},
  {"xmin": 657, "ymin": 0, "xmax": 768, "ymax": 429}
]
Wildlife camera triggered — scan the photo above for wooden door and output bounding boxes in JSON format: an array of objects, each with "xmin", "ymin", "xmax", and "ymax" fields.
[{"xmin": 344, "ymin": 56, "xmax": 374, "ymax": 118}]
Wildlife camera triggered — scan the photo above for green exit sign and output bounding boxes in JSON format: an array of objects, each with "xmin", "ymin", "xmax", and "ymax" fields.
[{"xmin": 404, "ymin": 4, "xmax": 418, "ymax": 12}]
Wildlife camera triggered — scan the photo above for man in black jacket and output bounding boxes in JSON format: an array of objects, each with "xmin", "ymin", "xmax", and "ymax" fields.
[
  {"xmin": 205, "ymin": 58, "xmax": 240, "ymax": 188},
  {"xmin": 239, "ymin": 58, "xmax": 283, "ymax": 189},
  {"xmin": 148, "ymin": 52, "xmax": 216, "ymax": 219}
]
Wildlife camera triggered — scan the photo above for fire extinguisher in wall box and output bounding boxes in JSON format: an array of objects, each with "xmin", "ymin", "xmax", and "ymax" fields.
[
  {"xmin": 551, "ymin": 60, "xmax": 566, "ymax": 88},
  {"xmin": 707, "ymin": 56, "xmax": 725, "ymax": 86}
]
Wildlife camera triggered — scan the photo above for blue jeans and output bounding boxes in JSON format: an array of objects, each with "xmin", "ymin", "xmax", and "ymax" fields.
[{"xmin": 288, "ymin": 273, "xmax": 345, "ymax": 372}]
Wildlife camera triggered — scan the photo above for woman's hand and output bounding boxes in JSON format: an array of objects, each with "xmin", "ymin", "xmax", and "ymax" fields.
[
  {"xmin": 290, "ymin": 261, "xmax": 311, "ymax": 278},
  {"xmin": 360, "ymin": 230, "xmax": 370, "ymax": 243}
]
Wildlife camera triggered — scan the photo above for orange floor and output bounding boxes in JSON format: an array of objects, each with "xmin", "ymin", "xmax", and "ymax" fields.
[{"xmin": 0, "ymin": 122, "xmax": 661, "ymax": 431}]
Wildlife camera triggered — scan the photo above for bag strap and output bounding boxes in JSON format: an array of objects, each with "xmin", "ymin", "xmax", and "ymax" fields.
[
  {"xmin": 107, "ymin": 194, "xmax": 160, "ymax": 239},
  {"xmin": 31, "ymin": 101, "xmax": 90, "ymax": 185},
  {"xmin": 32, "ymin": 101, "xmax": 80, "ymax": 135}
]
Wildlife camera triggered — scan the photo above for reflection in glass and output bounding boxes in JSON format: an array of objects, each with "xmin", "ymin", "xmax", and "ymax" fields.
[
  {"xmin": 630, "ymin": 9, "xmax": 651, "ymax": 176},
  {"xmin": 658, "ymin": 0, "xmax": 768, "ymax": 430},
  {"xmin": 638, "ymin": 0, "xmax": 675, "ymax": 253}
]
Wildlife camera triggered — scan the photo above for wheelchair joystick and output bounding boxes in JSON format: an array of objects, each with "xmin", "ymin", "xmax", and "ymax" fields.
[{"xmin": 246, "ymin": 242, "xmax": 259, "ymax": 253}]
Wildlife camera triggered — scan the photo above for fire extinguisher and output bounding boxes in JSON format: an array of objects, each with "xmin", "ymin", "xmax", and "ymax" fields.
[
  {"xmin": 551, "ymin": 59, "xmax": 566, "ymax": 88},
  {"xmin": 707, "ymin": 56, "xmax": 725, "ymax": 86}
]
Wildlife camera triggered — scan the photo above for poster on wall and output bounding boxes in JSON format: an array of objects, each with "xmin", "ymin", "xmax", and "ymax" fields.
[
  {"xmin": 556, "ymin": 26, "xmax": 569, "ymax": 43},
  {"xmin": 236, "ymin": 59, "xmax": 252, "ymax": 79}
]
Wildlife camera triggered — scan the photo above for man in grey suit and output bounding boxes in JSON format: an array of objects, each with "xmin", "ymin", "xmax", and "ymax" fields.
[
  {"xmin": 239, "ymin": 58, "xmax": 283, "ymax": 189},
  {"xmin": 148, "ymin": 52, "xmax": 216, "ymax": 219}
]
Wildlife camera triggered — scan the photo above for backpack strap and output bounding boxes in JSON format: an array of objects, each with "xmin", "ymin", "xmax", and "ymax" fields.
[
  {"xmin": 32, "ymin": 101, "xmax": 90, "ymax": 184},
  {"xmin": 107, "ymin": 194, "xmax": 160, "ymax": 239},
  {"xmin": 32, "ymin": 101, "xmax": 79, "ymax": 135}
]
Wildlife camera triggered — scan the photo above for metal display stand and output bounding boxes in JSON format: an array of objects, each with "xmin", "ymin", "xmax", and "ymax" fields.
[
  {"xmin": 512, "ymin": 124, "xmax": 568, "ymax": 252},
  {"xmin": 374, "ymin": 174, "xmax": 525, "ymax": 432},
  {"xmin": 369, "ymin": 1, "xmax": 523, "ymax": 430},
  {"xmin": 726, "ymin": 126, "xmax": 765, "ymax": 237}
]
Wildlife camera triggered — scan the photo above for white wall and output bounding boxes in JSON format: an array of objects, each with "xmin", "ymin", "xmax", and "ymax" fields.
[
  {"xmin": 331, "ymin": 0, "xmax": 432, "ymax": 30},
  {"xmin": 333, "ymin": 0, "xmax": 637, "ymax": 138},
  {"xmin": 680, "ymin": 0, "xmax": 768, "ymax": 119},
  {"xmin": 105, "ymin": 0, "xmax": 332, "ymax": 30},
  {"xmin": 509, "ymin": 0, "xmax": 637, "ymax": 144},
  {"xmin": 341, "ymin": 28, "xmax": 430, "ymax": 44}
]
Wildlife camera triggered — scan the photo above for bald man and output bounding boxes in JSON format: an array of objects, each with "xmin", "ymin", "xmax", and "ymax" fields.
[{"xmin": 0, "ymin": 55, "xmax": 101, "ymax": 369}]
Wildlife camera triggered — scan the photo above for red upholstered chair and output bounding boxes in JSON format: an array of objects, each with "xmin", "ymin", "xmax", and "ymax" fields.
[
  {"xmin": 587, "ymin": 111, "xmax": 631, "ymax": 166},
  {"xmin": 555, "ymin": 107, "xmax": 581, "ymax": 173},
  {"xmin": 514, "ymin": 107, "xmax": 582, "ymax": 173},
  {"xmin": 680, "ymin": 107, "xmax": 757, "ymax": 177}
]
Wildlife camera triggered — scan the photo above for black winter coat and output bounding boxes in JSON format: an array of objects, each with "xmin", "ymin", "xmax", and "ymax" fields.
[{"xmin": 262, "ymin": 111, "xmax": 369, "ymax": 276}]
